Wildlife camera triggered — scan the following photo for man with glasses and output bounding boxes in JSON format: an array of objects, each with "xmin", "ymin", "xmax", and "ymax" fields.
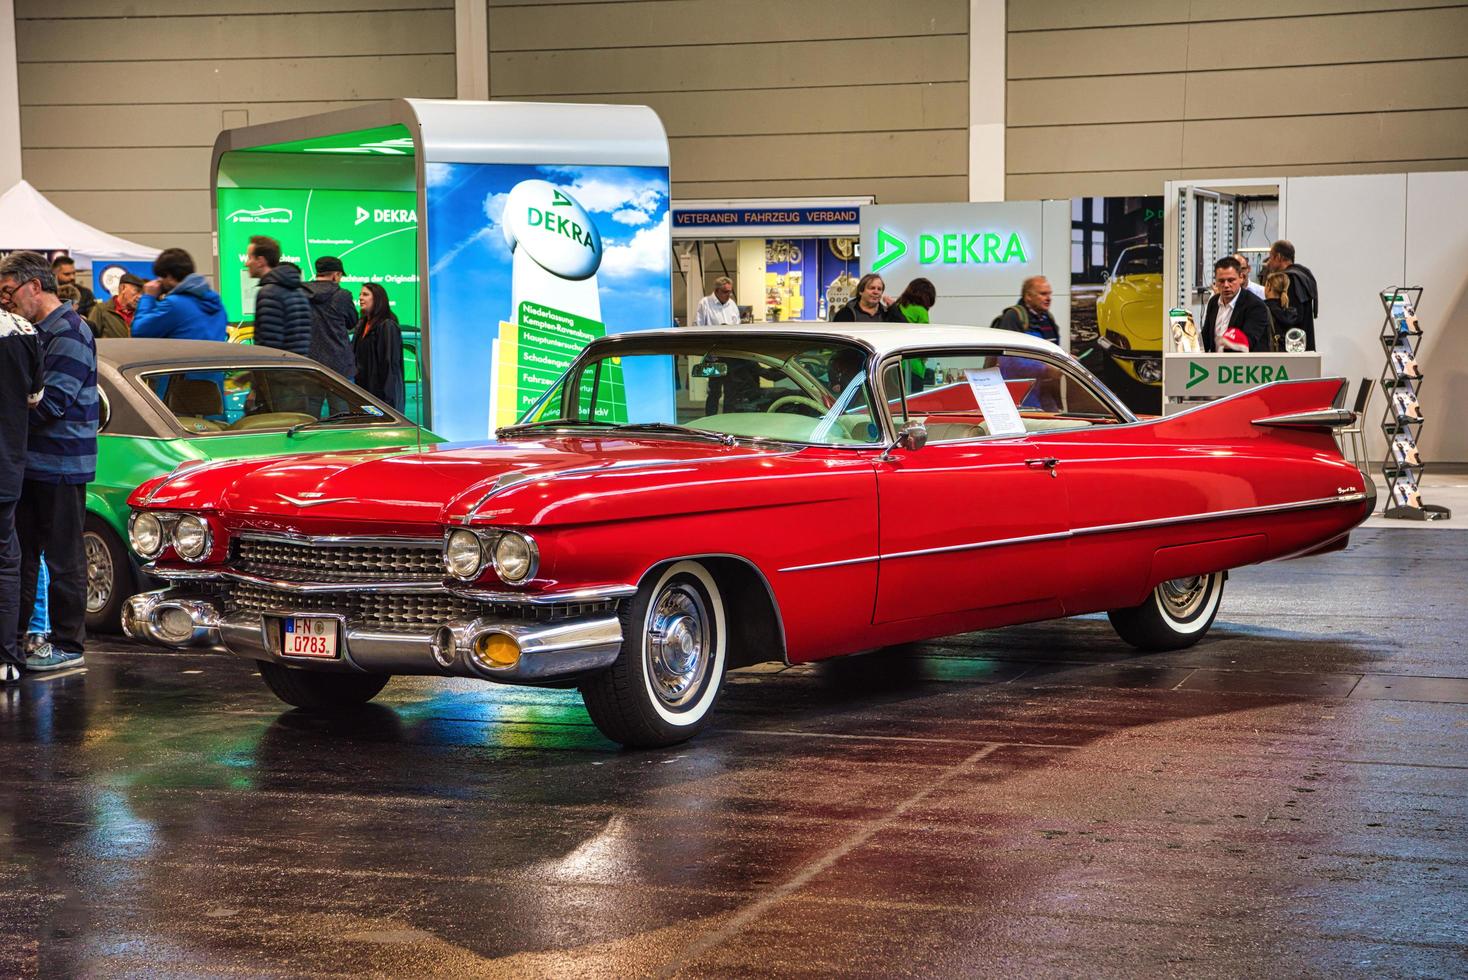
[{"xmin": 0, "ymin": 252, "xmax": 98, "ymax": 673}]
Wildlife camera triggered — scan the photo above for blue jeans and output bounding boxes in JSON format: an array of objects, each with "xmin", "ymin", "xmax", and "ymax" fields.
[{"xmin": 28, "ymin": 558, "xmax": 48, "ymax": 635}]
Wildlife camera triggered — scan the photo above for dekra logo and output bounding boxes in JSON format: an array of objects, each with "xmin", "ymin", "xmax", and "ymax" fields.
[
  {"xmin": 355, "ymin": 206, "xmax": 417, "ymax": 226},
  {"xmin": 526, "ymin": 189, "xmax": 596, "ymax": 252},
  {"xmin": 871, "ymin": 227, "xmax": 1029, "ymax": 272}
]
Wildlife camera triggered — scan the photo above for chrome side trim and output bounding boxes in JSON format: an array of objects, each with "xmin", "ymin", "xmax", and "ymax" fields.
[
  {"xmin": 1066, "ymin": 492, "xmax": 1368, "ymax": 538},
  {"xmin": 777, "ymin": 492, "xmax": 1369, "ymax": 573},
  {"xmin": 1252, "ymin": 408, "xmax": 1356, "ymax": 429}
]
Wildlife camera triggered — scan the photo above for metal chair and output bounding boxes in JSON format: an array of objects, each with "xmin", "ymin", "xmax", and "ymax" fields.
[{"xmin": 1336, "ymin": 378, "xmax": 1373, "ymax": 469}]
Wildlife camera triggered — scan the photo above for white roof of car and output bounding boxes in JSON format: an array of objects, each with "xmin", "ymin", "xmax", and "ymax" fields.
[{"xmin": 623, "ymin": 322, "xmax": 1065, "ymax": 360}]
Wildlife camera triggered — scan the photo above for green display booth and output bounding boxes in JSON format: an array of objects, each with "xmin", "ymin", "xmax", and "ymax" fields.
[{"xmin": 211, "ymin": 99, "xmax": 673, "ymax": 440}]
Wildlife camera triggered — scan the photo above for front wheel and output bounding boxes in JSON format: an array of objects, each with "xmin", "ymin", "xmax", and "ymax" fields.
[
  {"xmin": 1107, "ymin": 571, "xmax": 1225, "ymax": 651},
  {"xmin": 579, "ymin": 560, "xmax": 728, "ymax": 748},
  {"xmin": 258, "ymin": 661, "xmax": 390, "ymax": 710}
]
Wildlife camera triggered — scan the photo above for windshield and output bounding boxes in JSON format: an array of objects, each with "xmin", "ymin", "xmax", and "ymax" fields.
[
  {"xmin": 140, "ymin": 365, "xmax": 402, "ymax": 435},
  {"xmin": 1113, "ymin": 244, "xmax": 1163, "ymax": 277},
  {"xmin": 513, "ymin": 337, "xmax": 883, "ymax": 446}
]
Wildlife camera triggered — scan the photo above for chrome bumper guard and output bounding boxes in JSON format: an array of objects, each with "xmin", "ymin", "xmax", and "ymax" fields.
[{"xmin": 121, "ymin": 589, "xmax": 624, "ymax": 684}]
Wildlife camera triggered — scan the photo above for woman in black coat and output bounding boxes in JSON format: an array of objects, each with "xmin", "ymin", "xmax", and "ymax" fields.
[{"xmin": 352, "ymin": 282, "xmax": 405, "ymax": 412}]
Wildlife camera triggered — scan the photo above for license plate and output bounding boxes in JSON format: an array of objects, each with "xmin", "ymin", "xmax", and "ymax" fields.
[{"xmin": 279, "ymin": 616, "xmax": 339, "ymax": 659}]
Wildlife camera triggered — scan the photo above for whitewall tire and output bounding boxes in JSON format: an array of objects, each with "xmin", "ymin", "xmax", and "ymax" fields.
[
  {"xmin": 1107, "ymin": 572, "xmax": 1226, "ymax": 651},
  {"xmin": 579, "ymin": 560, "xmax": 728, "ymax": 748}
]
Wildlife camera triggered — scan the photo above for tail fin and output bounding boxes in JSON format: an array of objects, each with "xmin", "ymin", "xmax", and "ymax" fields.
[{"xmin": 1151, "ymin": 378, "xmax": 1351, "ymax": 449}]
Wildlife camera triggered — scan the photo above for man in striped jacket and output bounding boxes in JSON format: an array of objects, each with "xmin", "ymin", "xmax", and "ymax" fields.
[{"xmin": 0, "ymin": 251, "xmax": 98, "ymax": 673}]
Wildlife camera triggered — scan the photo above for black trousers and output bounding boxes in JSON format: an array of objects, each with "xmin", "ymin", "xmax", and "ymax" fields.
[
  {"xmin": 16, "ymin": 481, "xmax": 87, "ymax": 655},
  {"xmin": 0, "ymin": 498, "xmax": 19, "ymax": 667}
]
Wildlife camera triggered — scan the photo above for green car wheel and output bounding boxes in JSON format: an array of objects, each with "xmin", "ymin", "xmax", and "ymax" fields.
[{"xmin": 84, "ymin": 514, "xmax": 132, "ymax": 633}]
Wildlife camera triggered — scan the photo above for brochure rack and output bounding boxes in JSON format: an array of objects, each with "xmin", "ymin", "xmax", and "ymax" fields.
[{"xmin": 1378, "ymin": 287, "xmax": 1451, "ymax": 520}]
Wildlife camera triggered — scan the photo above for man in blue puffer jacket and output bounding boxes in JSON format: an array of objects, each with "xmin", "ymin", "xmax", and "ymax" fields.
[
  {"xmin": 245, "ymin": 236, "xmax": 312, "ymax": 357},
  {"xmin": 132, "ymin": 248, "xmax": 228, "ymax": 341}
]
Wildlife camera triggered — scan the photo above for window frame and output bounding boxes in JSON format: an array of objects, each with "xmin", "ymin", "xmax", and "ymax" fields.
[{"xmin": 872, "ymin": 345, "xmax": 1135, "ymax": 444}]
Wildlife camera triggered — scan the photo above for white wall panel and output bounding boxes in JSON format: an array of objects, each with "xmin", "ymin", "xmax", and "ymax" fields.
[
  {"xmin": 1284, "ymin": 174, "xmax": 1409, "ymax": 463},
  {"xmin": 1404, "ymin": 170, "xmax": 1468, "ymax": 465}
]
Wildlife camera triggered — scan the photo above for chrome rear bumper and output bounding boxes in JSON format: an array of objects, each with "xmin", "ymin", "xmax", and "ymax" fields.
[{"xmin": 122, "ymin": 589, "xmax": 623, "ymax": 684}]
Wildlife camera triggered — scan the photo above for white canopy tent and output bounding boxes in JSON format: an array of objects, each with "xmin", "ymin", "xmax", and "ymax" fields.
[{"xmin": 0, "ymin": 179, "xmax": 159, "ymax": 267}]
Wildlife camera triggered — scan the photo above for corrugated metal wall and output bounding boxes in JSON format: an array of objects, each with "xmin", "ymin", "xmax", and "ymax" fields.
[
  {"xmin": 1006, "ymin": 0, "xmax": 1468, "ymax": 198},
  {"xmin": 485, "ymin": 0, "xmax": 972, "ymax": 204},
  {"xmin": 15, "ymin": 0, "xmax": 455, "ymax": 266}
]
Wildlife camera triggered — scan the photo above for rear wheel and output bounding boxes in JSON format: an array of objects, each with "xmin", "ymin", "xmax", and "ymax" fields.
[
  {"xmin": 258, "ymin": 661, "xmax": 390, "ymax": 710},
  {"xmin": 84, "ymin": 516, "xmax": 131, "ymax": 634},
  {"xmin": 1107, "ymin": 571, "xmax": 1225, "ymax": 651},
  {"xmin": 579, "ymin": 560, "xmax": 728, "ymax": 748}
]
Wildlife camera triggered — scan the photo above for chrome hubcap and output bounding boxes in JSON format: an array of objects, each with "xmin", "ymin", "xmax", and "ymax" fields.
[
  {"xmin": 84, "ymin": 531, "xmax": 113, "ymax": 615},
  {"xmin": 646, "ymin": 583, "xmax": 710, "ymax": 709},
  {"xmin": 1159, "ymin": 575, "xmax": 1208, "ymax": 620}
]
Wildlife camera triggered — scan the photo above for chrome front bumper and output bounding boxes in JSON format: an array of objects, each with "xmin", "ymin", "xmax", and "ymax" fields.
[{"xmin": 122, "ymin": 589, "xmax": 624, "ymax": 684}]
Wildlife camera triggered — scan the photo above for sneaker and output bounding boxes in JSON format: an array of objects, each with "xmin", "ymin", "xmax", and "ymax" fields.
[
  {"xmin": 24, "ymin": 644, "xmax": 84, "ymax": 672},
  {"xmin": 0, "ymin": 663, "xmax": 20, "ymax": 683},
  {"xmin": 23, "ymin": 633, "xmax": 48, "ymax": 656}
]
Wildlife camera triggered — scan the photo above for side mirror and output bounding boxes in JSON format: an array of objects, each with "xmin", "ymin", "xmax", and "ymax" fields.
[
  {"xmin": 897, "ymin": 419, "xmax": 927, "ymax": 450},
  {"xmin": 1099, "ymin": 269, "xmax": 1111, "ymax": 283},
  {"xmin": 880, "ymin": 419, "xmax": 927, "ymax": 461}
]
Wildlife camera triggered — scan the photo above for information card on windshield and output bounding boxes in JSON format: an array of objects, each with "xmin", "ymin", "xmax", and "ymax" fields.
[{"xmin": 963, "ymin": 367, "xmax": 1025, "ymax": 436}]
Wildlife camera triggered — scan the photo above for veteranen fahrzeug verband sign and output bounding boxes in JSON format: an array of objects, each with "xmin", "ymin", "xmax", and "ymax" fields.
[{"xmin": 1162, "ymin": 352, "xmax": 1323, "ymax": 399}]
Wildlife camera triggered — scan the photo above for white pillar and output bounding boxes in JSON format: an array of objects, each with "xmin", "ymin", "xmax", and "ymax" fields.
[
  {"xmin": 455, "ymin": 0, "xmax": 489, "ymax": 100},
  {"xmin": 968, "ymin": 0, "xmax": 1005, "ymax": 202},
  {"xmin": 0, "ymin": 0, "xmax": 21, "ymax": 188}
]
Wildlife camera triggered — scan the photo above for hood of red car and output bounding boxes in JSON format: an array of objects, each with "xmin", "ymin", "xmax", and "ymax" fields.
[{"xmin": 142, "ymin": 436, "xmax": 791, "ymax": 531}]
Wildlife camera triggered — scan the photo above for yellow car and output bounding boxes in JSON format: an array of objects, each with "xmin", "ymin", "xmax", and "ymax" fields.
[{"xmin": 1095, "ymin": 244, "xmax": 1163, "ymax": 385}]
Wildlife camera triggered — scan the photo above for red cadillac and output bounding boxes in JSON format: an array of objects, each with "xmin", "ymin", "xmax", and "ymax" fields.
[{"xmin": 123, "ymin": 324, "xmax": 1372, "ymax": 747}]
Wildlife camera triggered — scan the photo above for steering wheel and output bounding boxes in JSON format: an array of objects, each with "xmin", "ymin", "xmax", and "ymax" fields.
[{"xmin": 767, "ymin": 395, "xmax": 826, "ymax": 415}]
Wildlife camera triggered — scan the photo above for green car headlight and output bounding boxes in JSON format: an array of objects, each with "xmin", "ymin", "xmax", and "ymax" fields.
[
  {"xmin": 444, "ymin": 528, "xmax": 485, "ymax": 580},
  {"xmin": 492, "ymin": 531, "xmax": 538, "ymax": 584},
  {"xmin": 129, "ymin": 512, "xmax": 165, "ymax": 559}
]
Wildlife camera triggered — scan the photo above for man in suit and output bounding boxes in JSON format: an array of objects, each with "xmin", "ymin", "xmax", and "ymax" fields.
[{"xmin": 1202, "ymin": 255, "xmax": 1273, "ymax": 353}]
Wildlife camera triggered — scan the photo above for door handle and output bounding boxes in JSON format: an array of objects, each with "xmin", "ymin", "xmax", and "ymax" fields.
[{"xmin": 1025, "ymin": 457, "xmax": 1060, "ymax": 477}]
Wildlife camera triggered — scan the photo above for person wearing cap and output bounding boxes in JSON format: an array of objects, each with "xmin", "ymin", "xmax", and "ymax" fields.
[
  {"xmin": 85, "ymin": 273, "xmax": 146, "ymax": 339},
  {"xmin": 302, "ymin": 256, "xmax": 358, "ymax": 381}
]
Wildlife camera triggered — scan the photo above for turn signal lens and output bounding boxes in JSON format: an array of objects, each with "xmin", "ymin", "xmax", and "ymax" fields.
[
  {"xmin": 492, "ymin": 531, "xmax": 537, "ymax": 583},
  {"xmin": 476, "ymin": 632, "xmax": 521, "ymax": 669},
  {"xmin": 172, "ymin": 515, "xmax": 211, "ymax": 560},
  {"xmin": 130, "ymin": 512, "xmax": 164, "ymax": 558},
  {"xmin": 444, "ymin": 529, "xmax": 485, "ymax": 580}
]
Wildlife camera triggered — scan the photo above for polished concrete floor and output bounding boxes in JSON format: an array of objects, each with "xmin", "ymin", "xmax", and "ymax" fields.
[{"xmin": 2, "ymin": 527, "xmax": 1465, "ymax": 977}]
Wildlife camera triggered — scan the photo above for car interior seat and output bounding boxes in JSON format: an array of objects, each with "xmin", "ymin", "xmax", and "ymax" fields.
[{"xmin": 164, "ymin": 378, "xmax": 227, "ymax": 432}]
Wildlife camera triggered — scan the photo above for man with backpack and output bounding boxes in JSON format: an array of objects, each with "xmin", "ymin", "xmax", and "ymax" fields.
[{"xmin": 993, "ymin": 276, "xmax": 1061, "ymax": 344}]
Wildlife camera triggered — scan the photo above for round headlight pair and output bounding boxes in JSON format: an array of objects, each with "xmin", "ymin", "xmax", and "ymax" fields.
[
  {"xmin": 444, "ymin": 529, "xmax": 537, "ymax": 584},
  {"xmin": 128, "ymin": 512, "xmax": 210, "ymax": 561}
]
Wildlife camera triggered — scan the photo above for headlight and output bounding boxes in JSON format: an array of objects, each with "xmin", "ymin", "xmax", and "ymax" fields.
[
  {"xmin": 444, "ymin": 528, "xmax": 485, "ymax": 580},
  {"xmin": 172, "ymin": 515, "xmax": 211, "ymax": 561},
  {"xmin": 130, "ymin": 512, "xmax": 165, "ymax": 558},
  {"xmin": 492, "ymin": 531, "xmax": 538, "ymax": 584}
]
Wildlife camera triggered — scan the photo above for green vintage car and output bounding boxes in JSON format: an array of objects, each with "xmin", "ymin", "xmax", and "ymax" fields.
[{"xmin": 88, "ymin": 339, "xmax": 438, "ymax": 630}]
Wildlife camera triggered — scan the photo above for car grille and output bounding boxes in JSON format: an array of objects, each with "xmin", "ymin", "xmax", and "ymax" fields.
[
  {"xmin": 224, "ymin": 582, "xmax": 618, "ymax": 634},
  {"xmin": 234, "ymin": 536, "xmax": 442, "ymax": 584}
]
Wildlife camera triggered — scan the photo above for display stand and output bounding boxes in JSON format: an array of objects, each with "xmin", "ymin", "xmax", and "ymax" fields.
[{"xmin": 1378, "ymin": 288, "xmax": 1451, "ymax": 520}]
